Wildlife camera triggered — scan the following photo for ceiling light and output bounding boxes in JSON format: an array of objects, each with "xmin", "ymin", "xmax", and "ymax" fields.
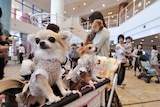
[
  {"xmin": 64, "ymin": 11, "xmax": 67, "ymax": 14},
  {"xmin": 151, "ymin": 40, "xmax": 153, "ymax": 42},
  {"xmin": 91, "ymin": 9, "xmax": 94, "ymax": 12},
  {"xmin": 141, "ymin": 39, "xmax": 144, "ymax": 41},
  {"xmin": 108, "ymin": 12, "xmax": 112, "ymax": 15},
  {"xmin": 102, "ymin": 4, "xmax": 105, "ymax": 7},
  {"xmin": 132, "ymin": 41, "xmax": 134, "ymax": 43},
  {"xmin": 73, "ymin": 7, "xmax": 75, "ymax": 10},
  {"xmin": 140, "ymin": 42, "xmax": 143, "ymax": 44},
  {"xmin": 155, "ymin": 36, "xmax": 158, "ymax": 38},
  {"xmin": 138, "ymin": 2, "xmax": 142, "ymax": 7},
  {"xmin": 83, "ymin": 3, "xmax": 86, "ymax": 5},
  {"xmin": 117, "ymin": 0, "xmax": 119, "ymax": 1}
]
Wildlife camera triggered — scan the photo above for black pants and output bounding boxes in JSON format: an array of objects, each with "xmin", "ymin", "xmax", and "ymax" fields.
[
  {"xmin": 134, "ymin": 58, "xmax": 141, "ymax": 72},
  {"xmin": 0, "ymin": 58, "xmax": 5, "ymax": 79},
  {"xmin": 117, "ymin": 63, "xmax": 126, "ymax": 85},
  {"xmin": 19, "ymin": 53, "xmax": 23, "ymax": 64}
]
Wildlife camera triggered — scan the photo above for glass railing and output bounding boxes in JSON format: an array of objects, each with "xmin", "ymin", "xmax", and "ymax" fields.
[
  {"xmin": 11, "ymin": 0, "xmax": 48, "ymax": 25},
  {"xmin": 119, "ymin": 0, "xmax": 157, "ymax": 24},
  {"xmin": 10, "ymin": 0, "xmax": 157, "ymax": 29},
  {"xmin": 81, "ymin": 0, "xmax": 157, "ymax": 29}
]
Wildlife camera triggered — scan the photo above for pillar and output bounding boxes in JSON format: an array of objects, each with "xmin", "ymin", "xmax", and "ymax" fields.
[
  {"xmin": 0, "ymin": 0, "xmax": 11, "ymax": 36},
  {"xmin": 50, "ymin": 0, "xmax": 64, "ymax": 25}
]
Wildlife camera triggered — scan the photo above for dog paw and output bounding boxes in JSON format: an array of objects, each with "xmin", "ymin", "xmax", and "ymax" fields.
[
  {"xmin": 89, "ymin": 80, "xmax": 97, "ymax": 85},
  {"xmin": 98, "ymin": 78, "xmax": 105, "ymax": 82},
  {"xmin": 61, "ymin": 90, "xmax": 72, "ymax": 96},
  {"xmin": 46, "ymin": 96, "xmax": 61, "ymax": 105}
]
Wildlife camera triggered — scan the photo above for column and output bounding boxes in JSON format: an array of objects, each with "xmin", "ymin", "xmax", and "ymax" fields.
[
  {"xmin": 50, "ymin": 0, "xmax": 64, "ymax": 25},
  {"xmin": 0, "ymin": 0, "xmax": 11, "ymax": 35}
]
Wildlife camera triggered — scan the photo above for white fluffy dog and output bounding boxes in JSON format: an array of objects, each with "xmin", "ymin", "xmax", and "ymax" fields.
[
  {"xmin": 66, "ymin": 44, "xmax": 105, "ymax": 90},
  {"xmin": 16, "ymin": 29, "xmax": 72, "ymax": 106}
]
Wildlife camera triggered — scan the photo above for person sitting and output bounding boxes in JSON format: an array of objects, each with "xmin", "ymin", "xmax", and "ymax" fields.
[{"xmin": 68, "ymin": 43, "xmax": 79, "ymax": 69}]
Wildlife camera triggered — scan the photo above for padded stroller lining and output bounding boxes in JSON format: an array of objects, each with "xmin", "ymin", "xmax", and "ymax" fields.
[{"xmin": 140, "ymin": 61, "xmax": 157, "ymax": 74}]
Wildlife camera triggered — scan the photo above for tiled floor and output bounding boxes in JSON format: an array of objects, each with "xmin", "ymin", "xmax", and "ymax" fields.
[
  {"xmin": 116, "ymin": 70, "xmax": 160, "ymax": 107},
  {"xmin": 1, "ymin": 61, "xmax": 160, "ymax": 107}
]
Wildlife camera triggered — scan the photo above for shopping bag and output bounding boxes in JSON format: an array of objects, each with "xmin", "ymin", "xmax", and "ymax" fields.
[{"xmin": 93, "ymin": 56, "xmax": 121, "ymax": 79}]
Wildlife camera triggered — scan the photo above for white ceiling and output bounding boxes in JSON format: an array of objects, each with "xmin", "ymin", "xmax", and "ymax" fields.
[{"xmin": 26, "ymin": 0, "xmax": 127, "ymax": 18}]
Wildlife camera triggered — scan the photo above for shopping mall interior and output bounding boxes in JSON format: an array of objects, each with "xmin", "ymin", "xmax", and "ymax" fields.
[{"xmin": 0, "ymin": 0, "xmax": 160, "ymax": 107}]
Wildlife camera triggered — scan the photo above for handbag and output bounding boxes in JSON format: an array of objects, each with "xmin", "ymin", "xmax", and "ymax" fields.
[{"xmin": 121, "ymin": 58, "xmax": 130, "ymax": 67}]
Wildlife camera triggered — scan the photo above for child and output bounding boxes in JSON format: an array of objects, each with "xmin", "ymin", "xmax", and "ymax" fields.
[{"xmin": 125, "ymin": 36, "xmax": 133, "ymax": 68}]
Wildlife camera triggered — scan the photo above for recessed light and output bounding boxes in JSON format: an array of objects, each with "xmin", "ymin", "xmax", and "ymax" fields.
[
  {"xmin": 102, "ymin": 4, "xmax": 105, "ymax": 7},
  {"xmin": 91, "ymin": 9, "xmax": 94, "ymax": 12},
  {"xmin": 151, "ymin": 40, "xmax": 153, "ymax": 42},
  {"xmin": 155, "ymin": 36, "xmax": 158, "ymax": 38},
  {"xmin": 64, "ymin": 11, "xmax": 67, "ymax": 14},
  {"xmin": 132, "ymin": 41, "xmax": 134, "ymax": 43},
  {"xmin": 108, "ymin": 12, "xmax": 112, "ymax": 15},
  {"xmin": 140, "ymin": 42, "xmax": 143, "ymax": 44},
  {"xmin": 73, "ymin": 7, "xmax": 75, "ymax": 10},
  {"xmin": 141, "ymin": 39, "xmax": 144, "ymax": 41},
  {"xmin": 83, "ymin": 3, "xmax": 86, "ymax": 5}
]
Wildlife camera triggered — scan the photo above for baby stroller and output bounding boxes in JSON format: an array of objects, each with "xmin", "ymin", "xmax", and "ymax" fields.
[{"xmin": 137, "ymin": 55, "xmax": 158, "ymax": 83}]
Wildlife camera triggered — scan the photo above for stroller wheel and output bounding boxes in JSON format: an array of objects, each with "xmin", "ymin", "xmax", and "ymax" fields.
[
  {"xmin": 145, "ymin": 78, "xmax": 150, "ymax": 83},
  {"xmin": 137, "ymin": 75, "xmax": 141, "ymax": 79}
]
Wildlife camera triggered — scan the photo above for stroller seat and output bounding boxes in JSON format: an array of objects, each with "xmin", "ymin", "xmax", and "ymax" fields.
[
  {"xmin": 140, "ymin": 61, "xmax": 157, "ymax": 75},
  {"xmin": 137, "ymin": 55, "xmax": 157, "ymax": 83}
]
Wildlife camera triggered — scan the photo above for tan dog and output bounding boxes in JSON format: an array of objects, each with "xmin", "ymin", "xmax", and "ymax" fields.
[
  {"xmin": 66, "ymin": 44, "xmax": 105, "ymax": 90},
  {"xmin": 85, "ymin": 19, "xmax": 104, "ymax": 45},
  {"xmin": 0, "ymin": 30, "xmax": 72, "ymax": 106}
]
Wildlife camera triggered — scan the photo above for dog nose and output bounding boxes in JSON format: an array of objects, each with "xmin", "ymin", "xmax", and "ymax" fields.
[{"xmin": 40, "ymin": 42, "xmax": 45, "ymax": 46}]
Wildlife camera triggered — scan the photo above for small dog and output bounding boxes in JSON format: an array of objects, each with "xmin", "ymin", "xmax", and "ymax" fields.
[
  {"xmin": 0, "ymin": 29, "xmax": 72, "ymax": 107},
  {"xmin": 85, "ymin": 19, "xmax": 104, "ymax": 45},
  {"xmin": 66, "ymin": 44, "xmax": 105, "ymax": 90},
  {"xmin": 19, "ymin": 29, "xmax": 72, "ymax": 106}
]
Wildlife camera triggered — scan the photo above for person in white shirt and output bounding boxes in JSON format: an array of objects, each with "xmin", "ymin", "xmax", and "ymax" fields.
[
  {"xmin": 133, "ymin": 44, "xmax": 144, "ymax": 76},
  {"xmin": 17, "ymin": 44, "xmax": 25, "ymax": 64},
  {"xmin": 150, "ymin": 45, "xmax": 160, "ymax": 83},
  {"xmin": 87, "ymin": 11, "xmax": 110, "ymax": 57},
  {"xmin": 125, "ymin": 36, "xmax": 133, "ymax": 69},
  {"xmin": 115, "ymin": 34, "xmax": 130, "ymax": 88}
]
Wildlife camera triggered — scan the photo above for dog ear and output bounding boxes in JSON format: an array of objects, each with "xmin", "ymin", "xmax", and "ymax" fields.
[
  {"xmin": 58, "ymin": 30, "xmax": 72, "ymax": 43},
  {"xmin": 27, "ymin": 34, "xmax": 36, "ymax": 45}
]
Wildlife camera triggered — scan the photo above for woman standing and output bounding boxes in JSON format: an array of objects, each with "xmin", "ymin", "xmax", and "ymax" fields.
[
  {"xmin": 134, "ymin": 44, "xmax": 144, "ymax": 76},
  {"xmin": 115, "ymin": 34, "xmax": 130, "ymax": 88},
  {"xmin": 86, "ymin": 11, "xmax": 110, "ymax": 56},
  {"xmin": 150, "ymin": 45, "xmax": 160, "ymax": 83}
]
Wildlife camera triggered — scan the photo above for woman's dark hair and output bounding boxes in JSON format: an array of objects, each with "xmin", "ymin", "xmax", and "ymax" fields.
[
  {"xmin": 46, "ymin": 23, "xmax": 60, "ymax": 33},
  {"xmin": 117, "ymin": 34, "xmax": 124, "ymax": 43},
  {"xmin": 152, "ymin": 45, "xmax": 157, "ymax": 50},
  {"xmin": 125, "ymin": 36, "xmax": 132, "ymax": 41},
  {"xmin": 0, "ymin": 7, "xmax": 2, "ymax": 18},
  {"xmin": 89, "ymin": 11, "xmax": 106, "ymax": 27},
  {"xmin": 0, "ymin": 8, "xmax": 3, "ymax": 35}
]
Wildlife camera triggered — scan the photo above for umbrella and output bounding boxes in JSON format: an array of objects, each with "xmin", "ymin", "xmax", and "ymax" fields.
[{"xmin": 59, "ymin": 17, "xmax": 87, "ymax": 42}]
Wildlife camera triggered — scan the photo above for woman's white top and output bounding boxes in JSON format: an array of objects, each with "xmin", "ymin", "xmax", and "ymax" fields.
[
  {"xmin": 92, "ymin": 27, "xmax": 110, "ymax": 56},
  {"xmin": 115, "ymin": 43, "xmax": 126, "ymax": 60},
  {"xmin": 150, "ymin": 49, "xmax": 158, "ymax": 65}
]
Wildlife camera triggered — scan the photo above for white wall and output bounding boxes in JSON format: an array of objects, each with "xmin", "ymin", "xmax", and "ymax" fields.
[
  {"xmin": 10, "ymin": 18, "xmax": 41, "ymax": 34},
  {"xmin": 109, "ymin": 1, "xmax": 160, "ymax": 41}
]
